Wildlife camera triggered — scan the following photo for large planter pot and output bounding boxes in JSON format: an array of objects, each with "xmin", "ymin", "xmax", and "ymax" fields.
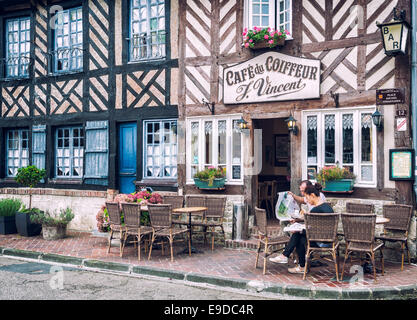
[
  {"xmin": 0, "ymin": 215, "xmax": 17, "ymax": 234},
  {"xmin": 15, "ymin": 212, "xmax": 42, "ymax": 237},
  {"xmin": 194, "ymin": 178, "xmax": 226, "ymax": 190},
  {"xmin": 322, "ymin": 179, "xmax": 354, "ymax": 193},
  {"xmin": 42, "ymin": 225, "xmax": 67, "ymax": 240}
]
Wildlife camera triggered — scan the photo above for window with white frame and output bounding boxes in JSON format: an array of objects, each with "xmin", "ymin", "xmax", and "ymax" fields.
[
  {"xmin": 55, "ymin": 126, "xmax": 84, "ymax": 178},
  {"xmin": 143, "ymin": 119, "xmax": 177, "ymax": 179},
  {"xmin": 6, "ymin": 129, "xmax": 29, "ymax": 177},
  {"xmin": 5, "ymin": 17, "xmax": 31, "ymax": 78},
  {"xmin": 130, "ymin": 0, "xmax": 166, "ymax": 61},
  {"xmin": 54, "ymin": 7, "xmax": 83, "ymax": 73},
  {"xmin": 302, "ymin": 107, "xmax": 376, "ymax": 187},
  {"xmin": 187, "ymin": 116, "xmax": 243, "ymax": 184},
  {"xmin": 245, "ymin": 0, "xmax": 292, "ymax": 35}
]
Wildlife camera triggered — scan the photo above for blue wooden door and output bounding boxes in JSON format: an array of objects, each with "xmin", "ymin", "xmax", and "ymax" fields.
[{"xmin": 118, "ymin": 123, "xmax": 137, "ymax": 194}]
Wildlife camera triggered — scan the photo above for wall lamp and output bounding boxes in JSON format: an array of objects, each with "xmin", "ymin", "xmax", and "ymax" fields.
[
  {"xmin": 372, "ymin": 108, "xmax": 384, "ymax": 131},
  {"xmin": 377, "ymin": 8, "xmax": 410, "ymax": 56},
  {"xmin": 202, "ymin": 99, "xmax": 215, "ymax": 115},
  {"xmin": 285, "ymin": 114, "xmax": 298, "ymax": 136}
]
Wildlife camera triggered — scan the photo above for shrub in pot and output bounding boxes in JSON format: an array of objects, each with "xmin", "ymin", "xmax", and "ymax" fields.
[
  {"xmin": 0, "ymin": 198, "xmax": 22, "ymax": 234},
  {"xmin": 31, "ymin": 208, "xmax": 74, "ymax": 240},
  {"xmin": 14, "ymin": 165, "xmax": 46, "ymax": 236}
]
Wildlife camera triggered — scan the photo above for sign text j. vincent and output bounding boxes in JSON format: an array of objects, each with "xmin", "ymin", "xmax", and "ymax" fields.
[{"xmin": 223, "ymin": 52, "xmax": 321, "ymax": 104}]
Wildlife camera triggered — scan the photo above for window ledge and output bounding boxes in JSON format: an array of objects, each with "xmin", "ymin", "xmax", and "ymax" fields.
[
  {"xmin": 128, "ymin": 57, "xmax": 166, "ymax": 65},
  {"xmin": 0, "ymin": 178, "xmax": 18, "ymax": 184},
  {"xmin": 49, "ymin": 178, "xmax": 83, "ymax": 185},
  {"xmin": 136, "ymin": 179, "xmax": 178, "ymax": 187},
  {"xmin": 48, "ymin": 70, "xmax": 84, "ymax": 77}
]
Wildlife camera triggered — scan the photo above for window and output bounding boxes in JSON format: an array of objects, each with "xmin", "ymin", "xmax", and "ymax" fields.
[
  {"xmin": 302, "ymin": 107, "xmax": 376, "ymax": 186},
  {"xmin": 55, "ymin": 126, "xmax": 84, "ymax": 178},
  {"xmin": 6, "ymin": 129, "xmax": 29, "ymax": 177},
  {"xmin": 129, "ymin": 0, "xmax": 166, "ymax": 61},
  {"xmin": 246, "ymin": 0, "xmax": 292, "ymax": 35},
  {"xmin": 187, "ymin": 116, "xmax": 243, "ymax": 184},
  {"xmin": 143, "ymin": 119, "xmax": 177, "ymax": 179},
  {"xmin": 54, "ymin": 7, "xmax": 83, "ymax": 73},
  {"xmin": 5, "ymin": 17, "xmax": 31, "ymax": 78}
]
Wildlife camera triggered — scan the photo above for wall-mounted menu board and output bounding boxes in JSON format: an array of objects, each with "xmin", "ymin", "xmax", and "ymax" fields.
[{"xmin": 389, "ymin": 149, "xmax": 415, "ymax": 181}]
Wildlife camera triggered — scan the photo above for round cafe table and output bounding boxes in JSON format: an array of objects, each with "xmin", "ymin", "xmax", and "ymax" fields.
[
  {"xmin": 172, "ymin": 206, "xmax": 207, "ymax": 254},
  {"xmin": 376, "ymin": 217, "xmax": 390, "ymax": 224}
]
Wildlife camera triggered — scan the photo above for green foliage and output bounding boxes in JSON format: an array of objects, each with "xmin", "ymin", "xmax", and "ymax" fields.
[
  {"xmin": 316, "ymin": 165, "xmax": 356, "ymax": 187},
  {"xmin": 194, "ymin": 166, "xmax": 226, "ymax": 186},
  {"xmin": 0, "ymin": 198, "xmax": 23, "ymax": 217},
  {"xmin": 14, "ymin": 165, "xmax": 46, "ymax": 188},
  {"xmin": 30, "ymin": 207, "xmax": 74, "ymax": 227},
  {"xmin": 242, "ymin": 26, "xmax": 289, "ymax": 48},
  {"xmin": 140, "ymin": 211, "xmax": 150, "ymax": 226}
]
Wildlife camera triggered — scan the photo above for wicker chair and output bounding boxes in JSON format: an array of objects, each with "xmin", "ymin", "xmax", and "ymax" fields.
[
  {"xmin": 346, "ymin": 202, "xmax": 374, "ymax": 214},
  {"xmin": 147, "ymin": 204, "xmax": 191, "ymax": 261},
  {"xmin": 341, "ymin": 213, "xmax": 384, "ymax": 281},
  {"xmin": 201, "ymin": 197, "xmax": 227, "ymax": 251},
  {"xmin": 120, "ymin": 202, "xmax": 153, "ymax": 261},
  {"xmin": 105, "ymin": 202, "xmax": 125, "ymax": 257},
  {"xmin": 304, "ymin": 213, "xmax": 340, "ymax": 281},
  {"xmin": 163, "ymin": 195, "xmax": 185, "ymax": 226},
  {"xmin": 375, "ymin": 204, "xmax": 413, "ymax": 271},
  {"xmin": 254, "ymin": 207, "xmax": 290, "ymax": 275}
]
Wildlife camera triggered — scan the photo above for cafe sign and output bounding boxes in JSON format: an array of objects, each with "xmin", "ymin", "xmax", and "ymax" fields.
[{"xmin": 223, "ymin": 52, "xmax": 320, "ymax": 104}]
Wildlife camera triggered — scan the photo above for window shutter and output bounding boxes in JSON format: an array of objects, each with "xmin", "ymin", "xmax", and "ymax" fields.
[
  {"xmin": 84, "ymin": 120, "xmax": 109, "ymax": 185},
  {"xmin": 32, "ymin": 124, "xmax": 46, "ymax": 170}
]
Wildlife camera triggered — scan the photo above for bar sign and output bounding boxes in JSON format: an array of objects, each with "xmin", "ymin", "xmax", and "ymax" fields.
[{"xmin": 396, "ymin": 117, "xmax": 407, "ymax": 131}]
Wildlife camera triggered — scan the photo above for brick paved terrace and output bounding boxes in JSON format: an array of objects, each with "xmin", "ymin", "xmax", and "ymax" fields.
[{"xmin": 1, "ymin": 231, "xmax": 417, "ymax": 293}]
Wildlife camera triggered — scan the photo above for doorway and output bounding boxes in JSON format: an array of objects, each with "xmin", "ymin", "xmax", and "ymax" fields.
[
  {"xmin": 118, "ymin": 122, "xmax": 137, "ymax": 194},
  {"xmin": 253, "ymin": 118, "xmax": 291, "ymax": 220}
]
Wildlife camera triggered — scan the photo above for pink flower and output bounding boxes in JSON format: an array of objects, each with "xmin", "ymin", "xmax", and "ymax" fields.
[
  {"xmin": 285, "ymin": 29, "xmax": 290, "ymax": 35},
  {"xmin": 242, "ymin": 31, "xmax": 247, "ymax": 36},
  {"xmin": 278, "ymin": 32, "xmax": 282, "ymax": 36},
  {"xmin": 264, "ymin": 34, "xmax": 269, "ymax": 40},
  {"xmin": 244, "ymin": 42, "xmax": 250, "ymax": 48},
  {"xmin": 267, "ymin": 27, "xmax": 271, "ymax": 32},
  {"xmin": 244, "ymin": 27, "xmax": 248, "ymax": 32},
  {"xmin": 249, "ymin": 39, "xmax": 253, "ymax": 43},
  {"xmin": 268, "ymin": 40, "xmax": 274, "ymax": 44}
]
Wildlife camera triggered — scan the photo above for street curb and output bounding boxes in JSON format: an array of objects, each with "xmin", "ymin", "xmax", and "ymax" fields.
[
  {"xmin": 83, "ymin": 259, "xmax": 130, "ymax": 272},
  {"xmin": 132, "ymin": 266, "xmax": 186, "ymax": 280},
  {"xmin": 186, "ymin": 273, "xmax": 248, "ymax": 290},
  {"xmin": 1, "ymin": 247, "xmax": 417, "ymax": 299},
  {"xmin": 2, "ymin": 248, "xmax": 41, "ymax": 260},
  {"xmin": 41, "ymin": 253, "xmax": 84, "ymax": 266}
]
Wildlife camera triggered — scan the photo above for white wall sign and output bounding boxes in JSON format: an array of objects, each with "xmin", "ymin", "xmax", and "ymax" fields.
[
  {"xmin": 223, "ymin": 52, "xmax": 321, "ymax": 104},
  {"xmin": 396, "ymin": 117, "xmax": 407, "ymax": 131}
]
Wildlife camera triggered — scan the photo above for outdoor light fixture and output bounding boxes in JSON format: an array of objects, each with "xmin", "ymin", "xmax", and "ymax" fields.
[
  {"xmin": 237, "ymin": 117, "xmax": 248, "ymax": 132},
  {"xmin": 285, "ymin": 114, "xmax": 298, "ymax": 136},
  {"xmin": 372, "ymin": 108, "xmax": 384, "ymax": 131},
  {"xmin": 377, "ymin": 8, "xmax": 411, "ymax": 56}
]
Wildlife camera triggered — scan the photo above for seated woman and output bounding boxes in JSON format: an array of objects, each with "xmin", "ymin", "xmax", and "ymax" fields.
[
  {"xmin": 270, "ymin": 183, "xmax": 334, "ymax": 274},
  {"xmin": 288, "ymin": 180, "xmax": 326, "ymax": 212}
]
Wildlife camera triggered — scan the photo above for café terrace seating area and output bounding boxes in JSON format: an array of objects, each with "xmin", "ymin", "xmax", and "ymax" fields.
[{"xmin": 103, "ymin": 194, "xmax": 414, "ymax": 283}]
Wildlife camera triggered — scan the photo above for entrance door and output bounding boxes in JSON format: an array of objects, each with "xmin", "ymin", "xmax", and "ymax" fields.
[{"xmin": 118, "ymin": 122, "xmax": 137, "ymax": 194}]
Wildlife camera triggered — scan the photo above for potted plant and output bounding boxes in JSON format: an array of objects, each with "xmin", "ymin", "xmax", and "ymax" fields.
[
  {"xmin": 14, "ymin": 165, "xmax": 46, "ymax": 236},
  {"xmin": 0, "ymin": 198, "xmax": 22, "ymax": 234},
  {"xmin": 193, "ymin": 166, "xmax": 226, "ymax": 189},
  {"xmin": 242, "ymin": 26, "xmax": 290, "ymax": 49},
  {"xmin": 316, "ymin": 165, "xmax": 356, "ymax": 193},
  {"xmin": 31, "ymin": 208, "xmax": 74, "ymax": 240}
]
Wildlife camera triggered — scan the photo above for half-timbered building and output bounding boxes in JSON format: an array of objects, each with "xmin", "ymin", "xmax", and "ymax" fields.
[
  {"xmin": 177, "ymin": 0, "xmax": 415, "ymax": 253},
  {"xmin": 0, "ymin": 0, "xmax": 179, "ymax": 230}
]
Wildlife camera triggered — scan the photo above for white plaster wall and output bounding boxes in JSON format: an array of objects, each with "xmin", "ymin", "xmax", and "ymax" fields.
[
  {"xmin": 383, "ymin": 104, "xmax": 396, "ymax": 189},
  {"xmin": 0, "ymin": 193, "xmax": 106, "ymax": 232}
]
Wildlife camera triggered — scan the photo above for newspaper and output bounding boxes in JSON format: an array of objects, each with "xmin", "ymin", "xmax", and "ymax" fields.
[
  {"xmin": 275, "ymin": 191, "xmax": 302, "ymax": 221},
  {"xmin": 283, "ymin": 222, "xmax": 305, "ymax": 233}
]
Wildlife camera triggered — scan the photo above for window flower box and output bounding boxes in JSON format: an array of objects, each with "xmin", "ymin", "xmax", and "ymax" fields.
[
  {"xmin": 193, "ymin": 167, "xmax": 226, "ymax": 190},
  {"xmin": 242, "ymin": 27, "xmax": 289, "ymax": 50},
  {"xmin": 194, "ymin": 177, "xmax": 226, "ymax": 190},
  {"xmin": 316, "ymin": 165, "xmax": 356, "ymax": 193}
]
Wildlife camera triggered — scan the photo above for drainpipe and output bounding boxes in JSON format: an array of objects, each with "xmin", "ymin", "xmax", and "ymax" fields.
[{"xmin": 412, "ymin": 0, "xmax": 417, "ymax": 204}]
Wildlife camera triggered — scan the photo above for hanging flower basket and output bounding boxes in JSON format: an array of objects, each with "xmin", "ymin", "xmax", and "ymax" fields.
[
  {"xmin": 194, "ymin": 178, "xmax": 226, "ymax": 190},
  {"xmin": 250, "ymin": 37, "xmax": 285, "ymax": 50},
  {"xmin": 193, "ymin": 167, "xmax": 226, "ymax": 190}
]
